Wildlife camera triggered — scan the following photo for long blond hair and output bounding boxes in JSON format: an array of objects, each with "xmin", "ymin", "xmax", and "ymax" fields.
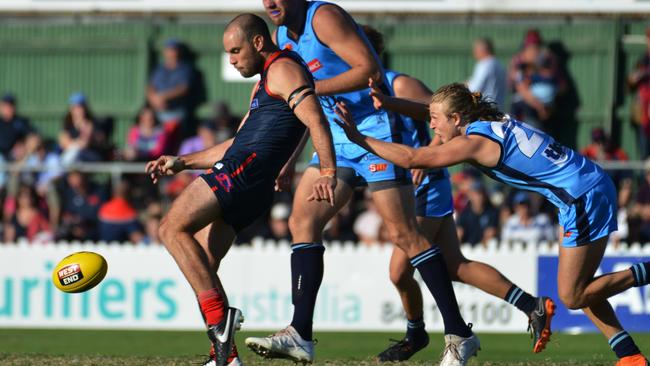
[{"xmin": 430, "ymin": 83, "xmax": 504, "ymax": 123}]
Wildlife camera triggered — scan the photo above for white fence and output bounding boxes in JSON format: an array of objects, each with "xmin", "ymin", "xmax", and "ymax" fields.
[{"xmin": 1, "ymin": 241, "xmax": 649, "ymax": 333}]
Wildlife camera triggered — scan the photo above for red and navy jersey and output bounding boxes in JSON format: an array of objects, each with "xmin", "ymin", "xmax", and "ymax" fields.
[{"xmin": 221, "ymin": 50, "xmax": 310, "ymax": 184}]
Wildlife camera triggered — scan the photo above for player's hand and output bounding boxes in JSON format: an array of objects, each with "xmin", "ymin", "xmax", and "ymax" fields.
[
  {"xmin": 334, "ymin": 102, "xmax": 363, "ymax": 143},
  {"xmin": 411, "ymin": 168, "xmax": 425, "ymax": 186},
  {"xmin": 368, "ymin": 78, "xmax": 386, "ymax": 110},
  {"xmin": 145, "ymin": 155, "xmax": 185, "ymax": 184},
  {"xmin": 307, "ymin": 175, "xmax": 336, "ymax": 207},
  {"xmin": 275, "ymin": 160, "xmax": 296, "ymax": 192}
]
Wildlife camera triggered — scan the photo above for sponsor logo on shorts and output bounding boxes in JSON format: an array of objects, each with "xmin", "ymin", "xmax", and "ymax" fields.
[
  {"xmin": 369, "ymin": 163, "xmax": 388, "ymax": 173},
  {"xmin": 308, "ymin": 59, "xmax": 323, "ymax": 73},
  {"xmin": 215, "ymin": 163, "xmax": 224, "ymax": 170},
  {"xmin": 564, "ymin": 231, "xmax": 572, "ymax": 237},
  {"xmin": 57, "ymin": 264, "xmax": 84, "ymax": 286},
  {"xmin": 215, "ymin": 173, "xmax": 233, "ymax": 192}
]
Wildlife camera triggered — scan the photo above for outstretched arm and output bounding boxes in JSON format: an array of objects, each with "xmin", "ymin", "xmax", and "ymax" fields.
[
  {"xmin": 267, "ymin": 59, "xmax": 337, "ymax": 205},
  {"xmin": 334, "ymin": 102, "xmax": 494, "ymax": 169}
]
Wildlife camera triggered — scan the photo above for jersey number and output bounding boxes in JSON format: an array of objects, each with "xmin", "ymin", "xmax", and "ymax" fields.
[{"xmin": 491, "ymin": 121, "xmax": 568, "ymax": 164}]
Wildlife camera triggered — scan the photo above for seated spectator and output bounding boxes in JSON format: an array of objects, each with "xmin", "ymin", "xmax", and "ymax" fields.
[
  {"xmin": 3, "ymin": 184, "xmax": 51, "ymax": 242},
  {"xmin": 124, "ymin": 105, "xmax": 167, "ymax": 161},
  {"xmin": 353, "ymin": 193, "xmax": 383, "ymax": 246},
  {"xmin": 57, "ymin": 171, "xmax": 104, "ymax": 241},
  {"xmin": 59, "ymin": 93, "xmax": 104, "ymax": 164},
  {"xmin": 581, "ymin": 128, "xmax": 631, "ymax": 187},
  {"xmin": 141, "ymin": 213, "xmax": 162, "ymax": 245},
  {"xmin": 207, "ymin": 101, "xmax": 240, "ymax": 142},
  {"xmin": 0, "ymin": 93, "xmax": 33, "ymax": 161},
  {"xmin": 456, "ymin": 182, "xmax": 499, "ymax": 246},
  {"xmin": 501, "ymin": 192, "xmax": 555, "ymax": 244},
  {"xmin": 98, "ymin": 180, "xmax": 143, "ymax": 243},
  {"xmin": 146, "ymin": 39, "xmax": 195, "ymax": 151},
  {"xmin": 260, "ymin": 202, "xmax": 291, "ymax": 241},
  {"xmin": 178, "ymin": 121, "xmax": 219, "ymax": 156}
]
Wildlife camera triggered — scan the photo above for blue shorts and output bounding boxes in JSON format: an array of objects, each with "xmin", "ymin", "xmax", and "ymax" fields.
[
  {"xmin": 309, "ymin": 141, "xmax": 410, "ymax": 191},
  {"xmin": 558, "ymin": 176, "xmax": 618, "ymax": 248},
  {"xmin": 415, "ymin": 169, "xmax": 454, "ymax": 218},
  {"xmin": 199, "ymin": 158, "xmax": 274, "ymax": 233}
]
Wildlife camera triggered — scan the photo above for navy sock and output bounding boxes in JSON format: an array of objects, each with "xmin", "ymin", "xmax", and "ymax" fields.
[
  {"xmin": 411, "ymin": 247, "xmax": 472, "ymax": 338},
  {"xmin": 609, "ymin": 331, "xmax": 641, "ymax": 359},
  {"xmin": 406, "ymin": 317, "xmax": 426, "ymax": 340},
  {"xmin": 630, "ymin": 262, "xmax": 650, "ymax": 287},
  {"xmin": 505, "ymin": 285, "xmax": 538, "ymax": 314},
  {"xmin": 289, "ymin": 243, "xmax": 325, "ymax": 341}
]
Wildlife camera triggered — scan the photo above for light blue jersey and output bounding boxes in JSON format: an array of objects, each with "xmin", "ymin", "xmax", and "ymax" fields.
[
  {"xmin": 466, "ymin": 118, "xmax": 604, "ymax": 211},
  {"xmin": 276, "ymin": 1, "xmax": 398, "ymax": 146},
  {"xmin": 385, "ymin": 69, "xmax": 452, "ymax": 217}
]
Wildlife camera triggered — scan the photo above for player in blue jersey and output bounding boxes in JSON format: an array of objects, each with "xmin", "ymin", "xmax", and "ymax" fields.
[
  {"xmin": 335, "ymin": 82, "xmax": 650, "ymax": 366},
  {"xmin": 361, "ymin": 25, "xmax": 554, "ymax": 362},
  {"xmin": 145, "ymin": 14, "xmax": 337, "ymax": 366},
  {"xmin": 246, "ymin": 1, "xmax": 479, "ymax": 366}
]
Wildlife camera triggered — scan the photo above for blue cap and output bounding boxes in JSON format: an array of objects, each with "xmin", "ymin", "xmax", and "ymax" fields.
[
  {"xmin": 68, "ymin": 92, "xmax": 87, "ymax": 106},
  {"xmin": 1, "ymin": 93, "xmax": 15, "ymax": 104},
  {"xmin": 513, "ymin": 191, "xmax": 530, "ymax": 205},
  {"xmin": 164, "ymin": 38, "xmax": 181, "ymax": 49}
]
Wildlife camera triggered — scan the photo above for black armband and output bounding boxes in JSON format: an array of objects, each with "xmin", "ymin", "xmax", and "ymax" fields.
[{"xmin": 290, "ymin": 89, "xmax": 315, "ymax": 111}]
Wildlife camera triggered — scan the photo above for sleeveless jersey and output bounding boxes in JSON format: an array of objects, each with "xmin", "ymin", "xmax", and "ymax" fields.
[
  {"xmin": 222, "ymin": 50, "xmax": 308, "ymax": 181},
  {"xmin": 276, "ymin": 0, "xmax": 396, "ymax": 144},
  {"xmin": 466, "ymin": 118, "xmax": 605, "ymax": 210}
]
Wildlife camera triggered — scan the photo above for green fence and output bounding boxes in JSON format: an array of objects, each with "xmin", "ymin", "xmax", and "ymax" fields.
[{"xmin": 0, "ymin": 16, "xmax": 646, "ymax": 155}]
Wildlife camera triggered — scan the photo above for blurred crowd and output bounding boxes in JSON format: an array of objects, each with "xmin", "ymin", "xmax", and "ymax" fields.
[{"xmin": 1, "ymin": 28, "xmax": 650, "ymax": 246}]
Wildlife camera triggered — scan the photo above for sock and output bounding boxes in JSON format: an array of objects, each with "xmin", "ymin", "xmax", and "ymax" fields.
[
  {"xmin": 197, "ymin": 288, "xmax": 225, "ymax": 326},
  {"xmin": 609, "ymin": 331, "xmax": 641, "ymax": 359},
  {"xmin": 290, "ymin": 242, "xmax": 325, "ymax": 341},
  {"xmin": 411, "ymin": 247, "xmax": 472, "ymax": 338},
  {"xmin": 630, "ymin": 262, "xmax": 650, "ymax": 287},
  {"xmin": 406, "ymin": 317, "xmax": 426, "ymax": 340},
  {"xmin": 505, "ymin": 285, "xmax": 538, "ymax": 314}
]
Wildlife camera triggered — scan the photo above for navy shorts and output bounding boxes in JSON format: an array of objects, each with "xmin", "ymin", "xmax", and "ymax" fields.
[{"xmin": 199, "ymin": 157, "xmax": 274, "ymax": 233}]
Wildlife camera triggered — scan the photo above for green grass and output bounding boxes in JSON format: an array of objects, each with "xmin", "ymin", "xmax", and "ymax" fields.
[{"xmin": 0, "ymin": 329, "xmax": 649, "ymax": 365}]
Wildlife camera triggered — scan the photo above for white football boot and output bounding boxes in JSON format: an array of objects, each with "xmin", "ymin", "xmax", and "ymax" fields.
[
  {"xmin": 245, "ymin": 325, "xmax": 314, "ymax": 363},
  {"xmin": 438, "ymin": 332, "xmax": 480, "ymax": 366}
]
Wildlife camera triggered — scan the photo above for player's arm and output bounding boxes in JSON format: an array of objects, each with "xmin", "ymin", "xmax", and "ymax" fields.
[
  {"xmin": 392, "ymin": 74, "xmax": 433, "ymax": 103},
  {"xmin": 369, "ymin": 79, "xmax": 430, "ymax": 121},
  {"xmin": 334, "ymin": 102, "xmax": 498, "ymax": 169},
  {"xmin": 311, "ymin": 4, "xmax": 382, "ymax": 95},
  {"xmin": 267, "ymin": 59, "xmax": 337, "ymax": 204}
]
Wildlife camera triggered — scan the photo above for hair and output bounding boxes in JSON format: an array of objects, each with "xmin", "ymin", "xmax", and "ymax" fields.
[
  {"xmin": 430, "ymin": 83, "xmax": 504, "ymax": 123},
  {"xmin": 361, "ymin": 24, "xmax": 385, "ymax": 55},
  {"xmin": 63, "ymin": 101, "xmax": 94, "ymax": 130},
  {"xmin": 135, "ymin": 104, "xmax": 159, "ymax": 126},
  {"xmin": 226, "ymin": 13, "xmax": 272, "ymax": 43},
  {"xmin": 475, "ymin": 37, "xmax": 494, "ymax": 55}
]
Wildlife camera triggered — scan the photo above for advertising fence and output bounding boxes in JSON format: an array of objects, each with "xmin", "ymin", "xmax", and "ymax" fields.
[{"xmin": 1, "ymin": 242, "xmax": 649, "ymax": 332}]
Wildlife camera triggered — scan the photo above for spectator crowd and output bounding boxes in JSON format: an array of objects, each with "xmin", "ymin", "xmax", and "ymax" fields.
[{"xmin": 1, "ymin": 28, "xmax": 649, "ymax": 247}]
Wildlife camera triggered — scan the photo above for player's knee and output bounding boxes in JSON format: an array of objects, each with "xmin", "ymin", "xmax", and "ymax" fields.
[
  {"xmin": 288, "ymin": 212, "xmax": 322, "ymax": 238},
  {"xmin": 386, "ymin": 225, "xmax": 418, "ymax": 251},
  {"xmin": 158, "ymin": 215, "xmax": 181, "ymax": 244},
  {"xmin": 558, "ymin": 288, "xmax": 584, "ymax": 310}
]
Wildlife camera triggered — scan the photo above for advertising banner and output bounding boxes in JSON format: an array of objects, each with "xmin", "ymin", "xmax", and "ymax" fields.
[{"xmin": 1, "ymin": 242, "xmax": 648, "ymax": 332}]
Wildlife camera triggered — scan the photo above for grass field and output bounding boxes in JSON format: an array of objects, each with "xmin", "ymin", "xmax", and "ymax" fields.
[{"xmin": 1, "ymin": 329, "xmax": 649, "ymax": 365}]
